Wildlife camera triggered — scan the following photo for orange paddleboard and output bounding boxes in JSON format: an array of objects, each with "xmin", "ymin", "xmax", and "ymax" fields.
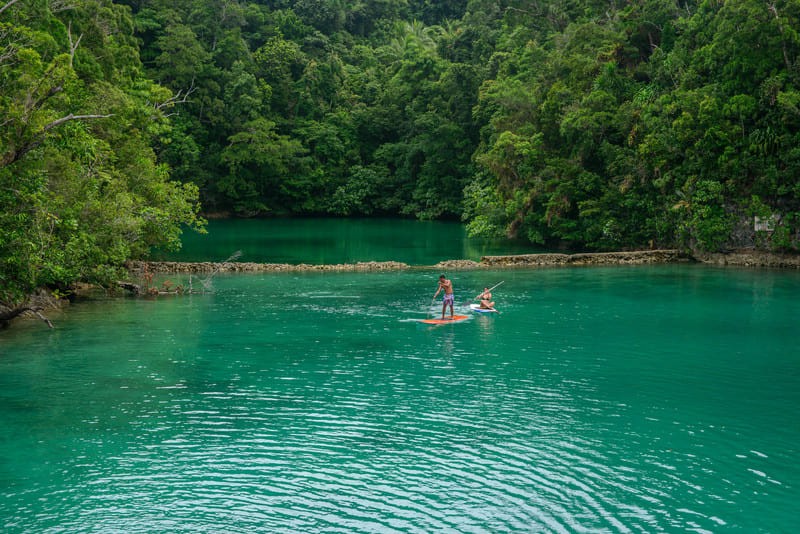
[{"xmin": 420, "ymin": 315, "xmax": 469, "ymax": 325}]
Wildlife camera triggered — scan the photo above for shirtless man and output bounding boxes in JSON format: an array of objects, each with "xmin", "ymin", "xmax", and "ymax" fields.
[
  {"xmin": 433, "ymin": 274, "xmax": 455, "ymax": 319},
  {"xmin": 478, "ymin": 287, "xmax": 495, "ymax": 310}
]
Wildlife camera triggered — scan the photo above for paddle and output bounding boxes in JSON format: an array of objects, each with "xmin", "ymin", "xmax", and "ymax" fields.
[{"xmin": 473, "ymin": 280, "xmax": 504, "ymax": 300}]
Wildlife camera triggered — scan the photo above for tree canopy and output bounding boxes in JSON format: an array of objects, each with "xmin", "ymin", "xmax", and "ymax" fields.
[
  {"xmin": 1, "ymin": 0, "xmax": 203, "ymax": 304},
  {"xmin": 3, "ymin": 0, "xmax": 800, "ymax": 303}
]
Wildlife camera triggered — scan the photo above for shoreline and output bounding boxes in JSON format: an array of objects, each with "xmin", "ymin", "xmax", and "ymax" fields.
[
  {"xmin": 126, "ymin": 248, "xmax": 800, "ymax": 273},
  {"xmin": 691, "ymin": 250, "xmax": 800, "ymax": 269},
  {"xmin": 4, "ymin": 249, "xmax": 799, "ymax": 328},
  {"xmin": 127, "ymin": 249, "xmax": 686, "ymax": 274}
]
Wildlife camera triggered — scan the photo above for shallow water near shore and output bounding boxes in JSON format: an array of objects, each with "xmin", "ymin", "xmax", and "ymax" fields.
[{"xmin": 2, "ymin": 265, "xmax": 799, "ymax": 532}]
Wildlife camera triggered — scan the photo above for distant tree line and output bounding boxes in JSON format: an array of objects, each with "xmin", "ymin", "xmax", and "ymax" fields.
[{"xmin": 2, "ymin": 0, "xmax": 800, "ymax": 305}]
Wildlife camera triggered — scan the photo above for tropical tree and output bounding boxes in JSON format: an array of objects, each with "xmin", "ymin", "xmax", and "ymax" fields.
[{"xmin": 0, "ymin": 0, "xmax": 203, "ymax": 306}]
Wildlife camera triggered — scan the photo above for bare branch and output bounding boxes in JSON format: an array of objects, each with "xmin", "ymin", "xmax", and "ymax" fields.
[
  {"xmin": 42, "ymin": 113, "xmax": 112, "ymax": 133},
  {"xmin": 67, "ymin": 23, "xmax": 82, "ymax": 66},
  {"xmin": 154, "ymin": 88, "xmax": 192, "ymax": 111},
  {"xmin": 0, "ymin": 305, "xmax": 54, "ymax": 328},
  {"xmin": 0, "ymin": 0, "xmax": 21, "ymax": 16},
  {"xmin": 31, "ymin": 309, "xmax": 55, "ymax": 328},
  {"xmin": 152, "ymin": 81, "xmax": 197, "ymax": 113},
  {"xmin": 767, "ymin": 3, "xmax": 793, "ymax": 72},
  {"xmin": 148, "ymin": 80, "xmax": 196, "ymax": 119},
  {"xmin": 1, "ymin": 113, "xmax": 113, "ymax": 167}
]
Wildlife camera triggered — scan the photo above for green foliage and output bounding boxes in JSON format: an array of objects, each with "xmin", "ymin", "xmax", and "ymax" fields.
[
  {"xmin": 673, "ymin": 179, "xmax": 732, "ymax": 251},
  {"xmin": 4, "ymin": 0, "xmax": 800, "ymax": 306},
  {"xmin": 466, "ymin": 0, "xmax": 800, "ymax": 252},
  {"xmin": 0, "ymin": 0, "xmax": 203, "ymax": 305},
  {"xmin": 329, "ymin": 165, "xmax": 387, "ymax": 216},
  {"xmin": 220, "ymin": 118, "xmax": 309, "ymax": 215},
  {"xmin": 462, "ymin": 174, "xmax": 507, "ymax": 239}
]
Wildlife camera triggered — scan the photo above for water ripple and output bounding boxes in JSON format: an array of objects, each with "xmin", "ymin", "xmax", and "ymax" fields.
[{"xmin": 3, "ymin": 267, "xmax": 800, "ymax": 533}]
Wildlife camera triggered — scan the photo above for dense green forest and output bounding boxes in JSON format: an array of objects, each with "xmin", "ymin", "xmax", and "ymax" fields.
[{"xmin": 2, "ymin": 0, "xmax": 800, "ymax": 304}]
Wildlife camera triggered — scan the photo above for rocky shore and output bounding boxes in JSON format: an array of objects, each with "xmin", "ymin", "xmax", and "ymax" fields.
[
  {"xmin": 128, "ymin": 249, "xmax": 687, "ymax": 274},
  {"xmin": 5, "ymin": 249, "xmax": 799, "ymax": 328},
  {"xmin": 95, "ymin": 248, "xmax": 800, "ymax": 307},
  {"xmin": 479, "ymin": 249, "xmax": 687, "ymax": 267},
  {"xmin": 692, "ymin": 250, "xmax": 800, "ymax": 268},
  {"xmin": 126, "ymin": 260, "xmax": 412, "ymax": 273},
  {"xmin": 126, "ymin": 248, "xmax": 800, "ymax": 274}
]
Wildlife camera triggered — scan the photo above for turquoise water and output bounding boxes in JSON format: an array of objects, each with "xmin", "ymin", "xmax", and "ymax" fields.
[
  {"xmin": 153, "ymin": 218, "xmax": 536, "ymax": 264},
  {"xmin": 1, "ymin": 265, "xmax": 799, "ymax": 532}
]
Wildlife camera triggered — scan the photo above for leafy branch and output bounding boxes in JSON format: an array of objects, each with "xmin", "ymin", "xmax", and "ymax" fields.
[{"xmin": 1, "ymin": 113, "xmax": 113, "ymax": 167}]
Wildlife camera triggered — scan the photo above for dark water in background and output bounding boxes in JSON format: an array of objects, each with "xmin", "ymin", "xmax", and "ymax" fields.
[
  {"xmin": 152, "ymin": 217, "xmax": 537, "ymax": 264},
  {"xmin": 1, "ymin": 265, "xmax": 799, "ymax": 532}
]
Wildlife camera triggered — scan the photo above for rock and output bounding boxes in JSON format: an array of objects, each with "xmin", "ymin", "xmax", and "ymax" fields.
[
  {"xmin": 693, "ymin": 250, "xmax": 800, "ymax": 268},
  {"xmin": 125, "ymin": 260, "xmax": 411, "ymax": 273},
  {"xmin": 125, "ymin": 248, "xmax": 800, "ymax": 276},
  {"xmin": 432, "ymin": 260, "xmax": 482, "ymax": 270},
  {"xmin": 480, "ymin": 249, "xmax": 686, "ymax": 267}
]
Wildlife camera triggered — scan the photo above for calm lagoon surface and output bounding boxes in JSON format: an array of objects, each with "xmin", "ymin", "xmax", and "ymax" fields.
[
  {"xmin": 1, "ymin": 264, "xmax": 799, "ymax": 532},
  {"xmin": 152, "ymin": 217, "xmax": 537, "ymax": 264}
]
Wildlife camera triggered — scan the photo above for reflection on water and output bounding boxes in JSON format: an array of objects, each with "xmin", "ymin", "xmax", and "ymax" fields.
[
  {"xmin": 474, "ymin": 313, "xmax": 497, "ymax": 340},
  {"xmin": 1, "ymin": 266, "xmax": 799, "ymax": 532},
  {"xmin": 154, "ymin": 217, "xmax": 537, "ymax": 265}
]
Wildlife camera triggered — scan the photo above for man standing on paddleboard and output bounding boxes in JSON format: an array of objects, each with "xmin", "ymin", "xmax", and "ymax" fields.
[{"xmin": 433, "ymin": 274, "xmax": 455, "ymax": 320}]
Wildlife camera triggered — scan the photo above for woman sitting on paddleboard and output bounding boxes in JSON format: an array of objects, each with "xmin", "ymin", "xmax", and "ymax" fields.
[
  {"xmin": 478, "ymin": 287, "xmax": 495, "ymax": 310},
  {"xmin": 433, "ymin": 274, "xmax": 455, "ymax": 320}
]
